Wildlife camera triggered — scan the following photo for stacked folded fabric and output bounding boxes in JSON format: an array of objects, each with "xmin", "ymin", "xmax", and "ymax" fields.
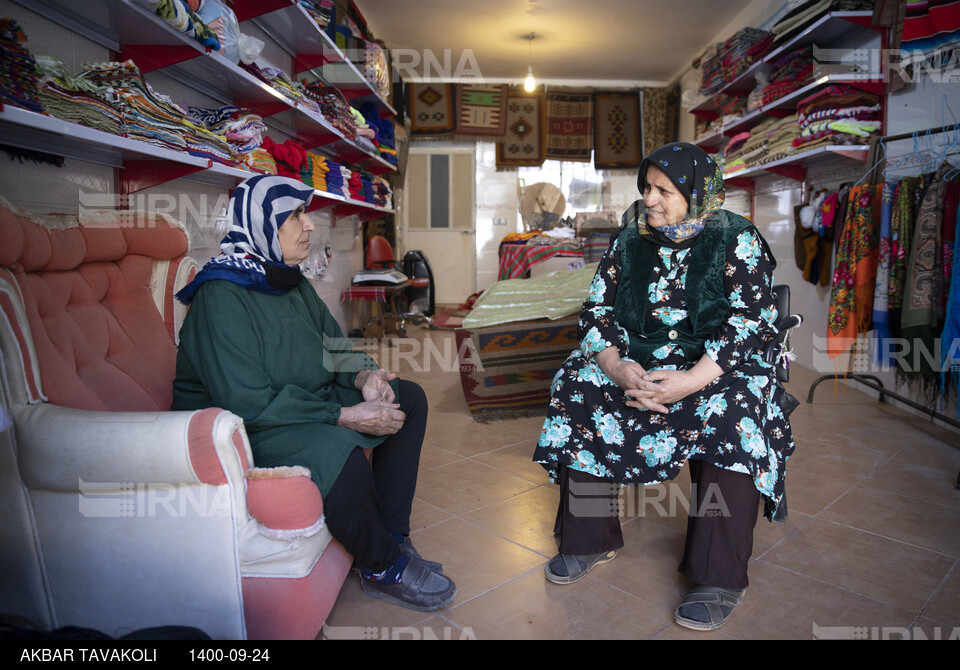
[
  {"xmin": 298, "ymin": 0, "xmax": 334, "ymax": 30},
  {"xmin": 761, "ymin": 46, "xmax": 813, "ymax": 106},
  {"xmin": 134, "ymin": 0, "xmax": 220, "ymax": 50},
  {"xmin": 358, "ymin": 101, "xmax": 397, "ymax": 165},
  {"xmin": 732, "ymin": 116, "xmax": 781, "ymax": 169},
  {"xmin": 240, "ymin": 62, "xmax": 324, "ymax": 118},
  {"xmin": 719, "ymin": 27, "xmax": 774, "ymax": 84},
  {"xmin": 311, "ymin": 153, "xmax": 330, "ymax": 191},
  {"xmin": 771, "ymin": 0, "xmax": 833, "ymax": 44},
  {"xmin": 350, "ymin": 106, "xmax": 378, "ymax": 154},
  {"xmin": 324, "ymin": 158, "xmax": 345, "ymax": 196},
  {"xmin": 260, "ymin": 135, "xmax": 308, "ymax": 180},
  {"xmin": 186, "ymin": 104, "xmax": 266, "ymax": 160},
  {"xmin": 35, "ymin": 55, "xmax": 122, "ymax": 134},
  {"xmin": 758, "ymin": 113, "xmax": 802, "ymax": 163},
  {"xmin": 248, "ymin": 148, "xmax": 277, "ymax": 175},
  {"xmin": 719, "ymin": 96, "xmax": 748, "ymax": 126},
  {"xmin": 300, "ymin": 152, "xmax": 314, "ymax": 188},
  {"xmin": 372, "ymin": 176, "xmax": 392, "ymax": 209},
  {"xmin": 793, "ymin": 84, "xmax": 881, "ymax": 152},
  {"xmin": 722, "ymin": 131, "xmax": 752, "ymax": 174},
  {"xmin": 698, "ymin": 42, "xmax": 725, "ymax": 95},
  {"xmin": 303, "ymin": 82, "xmax": 357, "ymax": 140},
  {"xmin": 82, "ymin": 60, "xmax": 235, "ymax": 164},
  {"xmin": 0, "ymin": 18, "xmax": 43, "ymax": 112}
]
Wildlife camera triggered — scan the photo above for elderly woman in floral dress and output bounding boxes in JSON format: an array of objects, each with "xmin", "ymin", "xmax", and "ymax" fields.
[{"xmin": 533, "ymin": 142, "xmax": 794, "ymax": 631}]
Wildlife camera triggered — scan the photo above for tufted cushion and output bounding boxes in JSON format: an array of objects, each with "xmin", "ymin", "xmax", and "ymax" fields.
[{"xmin": 0, "ymin": 206, "xmax": 190, "ymax": 411}]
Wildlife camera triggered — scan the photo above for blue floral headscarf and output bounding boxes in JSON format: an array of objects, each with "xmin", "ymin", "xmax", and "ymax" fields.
[
  {"xmin": 176, "ymin": 175, "xmax": 314, "ymax": 304},
  {"xmin": 635, "ymin": 142, "xmax": 725, "ymax": 244}
]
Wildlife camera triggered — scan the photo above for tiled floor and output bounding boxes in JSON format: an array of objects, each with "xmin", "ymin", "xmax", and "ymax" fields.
[{"xmin": 322, "ymin": 326, "xmax": 960, "ymax": 640}]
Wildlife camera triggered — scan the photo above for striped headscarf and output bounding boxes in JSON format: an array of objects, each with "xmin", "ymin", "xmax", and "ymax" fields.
[{"xmin": 176, "ymin": 175, "xmax": 314, "ymax": 304}]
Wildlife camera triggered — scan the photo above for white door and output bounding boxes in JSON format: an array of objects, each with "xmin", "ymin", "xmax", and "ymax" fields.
[{"xmin": 402, "ymin": 145, "xmax": 476, "ymax": 305}]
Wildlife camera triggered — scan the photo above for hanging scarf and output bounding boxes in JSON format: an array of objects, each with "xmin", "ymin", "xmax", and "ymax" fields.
[
  {"xmin": 941, "ymin": 200, "xmax": 960, "ymax": 417},
  {"xmin": 176, "ymin": 174, "xmax": 314, "ymax": 304},
  {"xmin": 873, "ymin": 181, "xmax": 896, "ymax": 365},
  {"xmin": 634, "ymin": 142, "xmax": 725, "ymax": 247},
  {"xmin": 826, "ymin": 184, "xmax": 881, "ymax": 357},
  {"xmin": 887, "ymin": 176, "xmax": 918, "ymax": 339},
  {"xmin": 899, "ymin": 164, "xmax": 948, "ymax": 397}
]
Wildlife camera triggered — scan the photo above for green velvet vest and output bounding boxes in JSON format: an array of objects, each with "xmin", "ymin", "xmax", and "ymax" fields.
[{"xmin": 613, "ymin": 209, "xmax": 772, "ymax": 367}]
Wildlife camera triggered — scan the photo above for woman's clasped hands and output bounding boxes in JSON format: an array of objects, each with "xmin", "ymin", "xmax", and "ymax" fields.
[{"xmin": 337, "ymin": 369, "xmax": 406, "ymax": 436}]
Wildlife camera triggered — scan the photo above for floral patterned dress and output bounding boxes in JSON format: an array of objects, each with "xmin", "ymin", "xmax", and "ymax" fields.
[{"xmin": 533, "ymin": 223, "xmax": 795, "ymax": 520}]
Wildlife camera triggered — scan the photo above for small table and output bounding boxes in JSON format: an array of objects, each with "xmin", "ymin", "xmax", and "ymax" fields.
[{"xmin": 340, "ymin": 281, "xmax": 410, "ymax": 338}]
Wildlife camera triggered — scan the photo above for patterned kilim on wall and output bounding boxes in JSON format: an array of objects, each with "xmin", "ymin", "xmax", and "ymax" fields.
[
  {"xmin": 545, "ymin": 88, "xmax": 593, "ymax": 162},
  {"xmin": 456, "ymin": 83, "xmax": 508, "ymax": 137},
  {"xmin": 455, "ymin": 316, "xmax": 580, "ymax": 421},
  {"xmin": 496, "ymin": 88, "xmax": 545, "ymax": 168},
  {"xmin": 593, "ymin": 91, "xmax": 642, "ymax": 169},
  {"xmin": 408, "ymin": 82, "xmax": 456, "ymax": 135}
]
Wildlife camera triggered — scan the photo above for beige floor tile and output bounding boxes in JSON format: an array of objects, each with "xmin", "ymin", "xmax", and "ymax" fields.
[
  {"xmin": 820, "ymin": 482, "xmax": 960, "ymax": 556},
  {"xmin": 718, "ymin": 561, "xmax": 918, "ymax": 640},
  {"xmin": 761, "ymin": 517, "xmax": 955, "ymax": 613},
  {"xmin": 442, "ymin": 568, "xmax": 673, "ymax": 640},
  {"xmin": 414, "ymin": 458, "xmax": 539, "ymax": 517},
  {"xmin": 471, "ymin": 439, "xmax": 550, "ymax": 485},
  {"xmin": 460, "ymin": 485, "xmax": 560, "ymax": 558}
]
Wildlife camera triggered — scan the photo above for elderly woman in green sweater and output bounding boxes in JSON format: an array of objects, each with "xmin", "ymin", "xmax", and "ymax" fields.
[{"xmin": 173, "ymin": 175, "xmax": 454, "ymax": 612}]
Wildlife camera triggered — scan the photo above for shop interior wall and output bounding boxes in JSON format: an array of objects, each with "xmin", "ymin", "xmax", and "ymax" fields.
[{"xmin": 0, "ymin": 0, "xmax": 366, "ymax": 330}]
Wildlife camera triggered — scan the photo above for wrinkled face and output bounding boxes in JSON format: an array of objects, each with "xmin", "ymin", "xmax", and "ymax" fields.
[
  {"xmin": 641, "ymin": 164, "xmax": 689, "ymax": 228},
  {"xmin": 278, "ymin": 204, "xmax": 314, "ymax": 265}
]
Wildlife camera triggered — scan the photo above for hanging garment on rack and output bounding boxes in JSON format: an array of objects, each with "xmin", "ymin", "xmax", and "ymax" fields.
[
  {"xmin": 899, "ymin": 164, "xmax": 950, "ymax": 394},
  {"xmin": 887, "ymin": 176, "xmax": 920, "ymax": 339},
  {"xmin": 940, "ymin": 200, "xmax": 960, "ymax": 416},
  {"xmin": 827, "ymin": 184, "xmax": 881, "ymax": 356},
  {"xmin": 873, "ymin": 181, "xmax": 897, "ymax": 365}
]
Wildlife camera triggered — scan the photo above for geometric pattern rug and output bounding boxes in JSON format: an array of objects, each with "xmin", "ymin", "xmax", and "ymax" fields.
[
  {"xmin": 496, "ymin": 88, "xmax": 545, "ymax": 168},
  {"xmin": 455, "ymin": 316, "xmax": 579, "ymax": 422},
  {"xmin": 593, "ymin": 91, "xmax": 643, "ymax": 169},
  {"xmin": 409, "ymin": 82, "xmax": 456, "ymax": 135},
  {"xmin": 456, "ymin": 83, "xmax": 508, "ymax": 137},
  {"xmin": 545, "ymin": 88, "xmax": 593, "ymax": 162}
]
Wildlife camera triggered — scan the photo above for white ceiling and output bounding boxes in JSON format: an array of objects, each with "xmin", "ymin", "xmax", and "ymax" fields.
[{"xmin": 352, "ymin": 0, "xmax": 761, "ymax": 87}]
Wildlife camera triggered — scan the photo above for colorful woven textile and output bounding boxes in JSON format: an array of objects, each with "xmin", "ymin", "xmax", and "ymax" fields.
[
  {"xmin": 827, "ymin": 184, "xmax": 881, "ymax": 356},
  {"xmin": 496, "ymin": 88, "xmax": 545, "ymax": 168},
  {"xmin": 455, "ymin": 316, "xmax": 580, "ymax": 421},
  {"xmin": 455, "ymin": 83, "xmax": 507, "ymax": 136},
  {"xmin": 545, "ymin": 88, "xmax": 593, "ymax": 162},
  {"xmin": 496, "ymin": 240, "xmax": 585, "ymax": 280},
  {"xmin": 408, "ymin": 82, "xmax": 456, "ymax": 135},
  {"xmin": 593, "ymin": 92, "xmax": 642, "ymax": 169},
  {"xmin": 466, "ymin": 262, "xmax": 596, "ymax": 327}
]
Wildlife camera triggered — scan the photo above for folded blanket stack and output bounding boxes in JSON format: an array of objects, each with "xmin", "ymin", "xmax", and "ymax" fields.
[
  {"xmin": 761, "ymin": 46, "xmax": 813, "ymax": 106},
  {"xmin": 82, "ymin": 60, "xmax": 235, "ymax": 164},
  {"xmin": 759, "ymin": 113, "xmax": 802, "ymax": 163},
  {"xmin": 698, "ymin": 42, "xmax": 725, "ymax": 95},
  {"xmin": 772, "ymin": 0, "xmax": 877, "ymax": 45},
  {"xmin": 303, "ymin": 81, "xmax": 357, "ymax": 140},
  {"xmin": 35, "ymin": 55, "xmax": 121, "ymax": 134},
  {"xmin": 240, "ymin": 62, "xmax": 325, "ymax": 119},
  {"xmin": 793, "ymin": 84, "xmax": 881, "ymax": 152},
  {"xmin": 186, "ymin": 104, "xmax": 266, "ymax": 159},
  {"xmin": 372, "ymin": 175, "xmax": 392, "ymax": 209},
  {"xmin": 719, "ymin": 27, "xmax": 774, "ymax": 84},
  {"xmin": 310, "ymin": 153, "xmax": 330, "ymax": 191},
  {"xmin": 722, "ymin": 131, "xmax": 752, "ymax": 174},
  {"xmin": 248, "ymin": 148, "xmax": 277, "ymax": 174},
  {"xmin": 0, "ymin": 18, "xmax": 43, "ymax": 112},
  {"xmin": 720, "ymin": 95, "xmax": 748, "ymax": 126}
]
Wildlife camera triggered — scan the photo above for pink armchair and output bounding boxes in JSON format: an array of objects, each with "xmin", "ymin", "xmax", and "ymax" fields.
[{"xmin": 0, "ymin": 202, "xmax": 351, "ymax": 640}]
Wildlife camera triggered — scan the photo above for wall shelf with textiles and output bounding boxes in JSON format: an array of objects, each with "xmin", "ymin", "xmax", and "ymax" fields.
[
  {"xmin": 688, "ymin": 9, "xmax": 886, "ymax": 194},
  {"xmin": 690, "ymin": 10, "xmax": 878, "ymax": 119},
  {"xmin": 11, "ymin": 0, "xmax": 396, "ymax": 216},
  {"xmin": 236, "ymin": 0, "xmax": 396, "ymax": 118}
]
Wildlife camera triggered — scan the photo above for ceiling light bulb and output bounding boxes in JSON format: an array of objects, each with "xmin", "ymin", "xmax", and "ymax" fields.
[{"xmin": 524, "ymin": 66, "xmax": 536, "ymax": 91}]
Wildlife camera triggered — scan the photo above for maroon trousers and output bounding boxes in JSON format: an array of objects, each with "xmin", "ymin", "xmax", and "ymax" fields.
[{"xmin": 554, "ymin": 459, "xmax": 761, "ymax": 590}]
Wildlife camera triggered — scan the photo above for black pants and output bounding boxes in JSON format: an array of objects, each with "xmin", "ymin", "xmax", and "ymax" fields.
[
  {"xmin": 322, "ymin": 379, "xmax": 427, "ymax": 572},
  {"xmin": 554, "ymin": 459, "xmax": 761, "ymax": 589}
]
